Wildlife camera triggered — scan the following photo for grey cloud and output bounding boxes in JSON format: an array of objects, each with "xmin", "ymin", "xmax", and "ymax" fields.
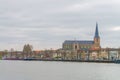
[{"xmin": 0, "ymin": 0, "xmax": 120, "ymax": 50}]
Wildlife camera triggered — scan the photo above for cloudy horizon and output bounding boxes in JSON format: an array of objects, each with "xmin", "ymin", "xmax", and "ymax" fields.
[{"xmin": 0, "ymin": 0, "xmax": 120, "ymax": 51}]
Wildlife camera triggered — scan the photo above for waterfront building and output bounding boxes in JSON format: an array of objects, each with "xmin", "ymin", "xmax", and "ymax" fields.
[{"xmin": 62, "ymin": 23, "xmax": 101, "ymax": 51}]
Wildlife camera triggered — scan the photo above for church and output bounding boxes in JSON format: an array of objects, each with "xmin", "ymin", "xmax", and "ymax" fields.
[{"xmin": 62, "ymin": 23, "xmax": 101, "ymax": 51}]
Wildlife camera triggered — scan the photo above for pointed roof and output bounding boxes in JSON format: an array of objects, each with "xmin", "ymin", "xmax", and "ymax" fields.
[{"xmin": 94, "ymin": 22, "xmax": 100, "ymax": 38}]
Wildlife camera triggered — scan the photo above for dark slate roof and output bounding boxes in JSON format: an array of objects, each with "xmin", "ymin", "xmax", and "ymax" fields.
[
  {"xmin": 94, "ymin": 22, "xmax": 100, "ymax": 38},
  {"xmin": 63, "ymin": 40, "xmax": 94, "ymax": 44}
]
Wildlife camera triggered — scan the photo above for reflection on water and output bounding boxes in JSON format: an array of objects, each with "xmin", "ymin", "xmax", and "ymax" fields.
[{"xmin": 0, "ymin": 60, "xmax": 120, "ymax": 80}]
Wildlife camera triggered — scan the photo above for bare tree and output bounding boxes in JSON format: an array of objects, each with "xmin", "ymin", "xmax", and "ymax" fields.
[{"xmin": 23, "ymin": 44, "xmax": 33, "ymax": 58}]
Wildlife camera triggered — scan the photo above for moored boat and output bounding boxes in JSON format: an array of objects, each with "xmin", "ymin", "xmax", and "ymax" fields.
[{"xmin": 114, "ymin": 60, "xmax": 120, "ymax": 63}]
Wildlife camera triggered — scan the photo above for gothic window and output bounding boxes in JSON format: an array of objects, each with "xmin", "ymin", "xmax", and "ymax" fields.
[{"xmin": 75, "ymin": 45, "xmax": 77, "ymax": 50}]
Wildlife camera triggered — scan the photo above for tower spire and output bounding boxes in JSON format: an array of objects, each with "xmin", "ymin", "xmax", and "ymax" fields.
[{"xmin": 94, "ymin": 22, "xmax": 100, "ymax": 38}]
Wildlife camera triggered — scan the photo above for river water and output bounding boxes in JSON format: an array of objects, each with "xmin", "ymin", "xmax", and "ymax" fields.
[{"xmin": 0, "ymin": 60, "xmax": 120, "ymax": 80}]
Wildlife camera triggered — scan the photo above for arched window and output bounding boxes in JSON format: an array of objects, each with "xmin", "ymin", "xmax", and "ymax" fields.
[{"xmin": 75, "ymin": 45, "xmax": 77, "ymax": 50}]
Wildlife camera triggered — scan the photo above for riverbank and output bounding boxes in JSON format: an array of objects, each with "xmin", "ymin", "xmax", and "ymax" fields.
[
  {"xmin": 2, "ymin": 58, "xmax": 120, "ymax": 63},
  {"xmin": 23, "ymin": 59, "xmax": 117, "ymax": 63}
]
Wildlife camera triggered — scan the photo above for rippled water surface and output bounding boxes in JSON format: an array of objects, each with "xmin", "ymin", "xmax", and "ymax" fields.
[{"xmin": 0, "ymin": 60, "xmax": 120, "ymax": 80}]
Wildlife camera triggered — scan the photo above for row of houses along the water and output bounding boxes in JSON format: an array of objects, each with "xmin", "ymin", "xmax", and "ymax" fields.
[
  {"xmin": 0, "ymin": 48, "xmax": 120, "ymax": 61},
  {"xmin": 0, "ymin": 48, "xmax": 120, "ymax": 60}
]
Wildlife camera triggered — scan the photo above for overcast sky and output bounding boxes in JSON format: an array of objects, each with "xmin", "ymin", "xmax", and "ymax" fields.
[{"xmin": 0, "ymin": 0, "xmax": 120, "ymax": 50}]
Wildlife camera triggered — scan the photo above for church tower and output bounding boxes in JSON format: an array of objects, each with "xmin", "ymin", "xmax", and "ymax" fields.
[{"xmin": 94, "ymin": 22, "xmax": 100, "ymax": 49}]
